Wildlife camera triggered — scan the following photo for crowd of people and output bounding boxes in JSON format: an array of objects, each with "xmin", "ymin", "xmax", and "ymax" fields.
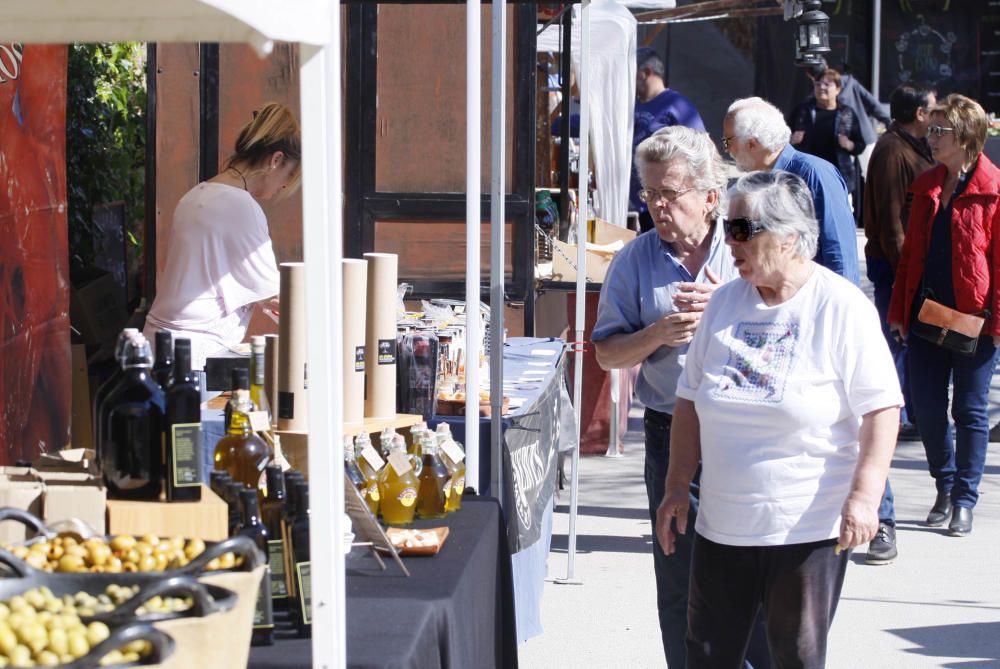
[{"xmin": 594, "ymin": 47, "xmax": 1000, "ymax": 668}]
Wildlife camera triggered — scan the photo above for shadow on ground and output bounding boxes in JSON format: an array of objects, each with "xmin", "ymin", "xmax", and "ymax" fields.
[
  {"xmin": 550, "ymin": 533, "xmax": 652, "ymax": 554},
  {"xmin": 887, "ymin": 621, "xmax": 1000, "ymax": 668},
  {"xmin": 553, "ymin": 504, "xmax": 649, "ymax": 520}
]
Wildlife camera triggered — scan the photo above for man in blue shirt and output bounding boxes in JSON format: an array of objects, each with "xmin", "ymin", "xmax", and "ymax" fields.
[
  {"xmin": 631, "ymin": 48, "xmax": 706, "ymax": 233},
  {"xmin": 722, "ymin": 96, "xmax": 860, "ymax": 285}
]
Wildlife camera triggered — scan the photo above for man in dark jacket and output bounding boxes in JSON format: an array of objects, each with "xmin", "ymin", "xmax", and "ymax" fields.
[{"xmin": 861, "ymin": 83, "xmax": 936, "ymax": 565}]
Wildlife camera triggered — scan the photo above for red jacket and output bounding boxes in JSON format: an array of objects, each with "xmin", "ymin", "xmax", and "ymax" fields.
[{"xmin": 888, "ymin": 154, "xmax": 1000, "ymax": 336}]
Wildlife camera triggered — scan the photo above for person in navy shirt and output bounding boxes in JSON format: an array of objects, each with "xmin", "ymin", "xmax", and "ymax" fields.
[{"xmin": 631, "ymin": 47, "xmax": 706, "ymax": 233}]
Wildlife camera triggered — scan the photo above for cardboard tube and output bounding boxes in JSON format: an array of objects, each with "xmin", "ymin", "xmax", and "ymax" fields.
[
  {"xmin": 264, "ymin": 334, "xmax": 280, "ymax": 427},
  {"xmin": 364, "ymin": 253, "xmax": 398, "ymax": 419},
  {"xmin": 277, "ymin": 262, "xmax": 308, "ymax": 431},
  {"xmin": 343, "ymin": 259, "xmax": 368, "ymax": 426}
]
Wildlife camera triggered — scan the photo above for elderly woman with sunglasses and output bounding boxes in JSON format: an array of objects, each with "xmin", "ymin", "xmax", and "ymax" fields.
[
  {"xmin": 592, "ymin": 125, "xmax": 743, "ymax": 668},
  {"xmin": 888, "ymin": 94, "xmax": 1000, "ymax": 537},
  {"xmin": 657, "ymin": 170, "xmax": 902, "ymax": 668}
]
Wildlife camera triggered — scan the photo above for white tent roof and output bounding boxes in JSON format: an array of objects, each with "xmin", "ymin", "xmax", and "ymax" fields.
[{"xmin": 0, "ymin": 0, "xmax": 331, "ymax": 52}]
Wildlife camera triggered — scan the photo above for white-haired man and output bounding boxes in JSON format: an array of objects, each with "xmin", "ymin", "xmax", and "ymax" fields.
[{"xmin": 722, "ymin": 97, "xmax": 859, "ymax": 284}]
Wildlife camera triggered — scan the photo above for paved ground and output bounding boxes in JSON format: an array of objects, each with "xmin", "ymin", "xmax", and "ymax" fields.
[{"xmin": 518, "ymin": 231, "xmax": 1000, "ymax": 668}]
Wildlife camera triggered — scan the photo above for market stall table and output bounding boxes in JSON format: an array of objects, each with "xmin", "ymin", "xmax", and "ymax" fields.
[{"xmin": 247, "ymin": 497, "xmax": 517, "ymax": 669}]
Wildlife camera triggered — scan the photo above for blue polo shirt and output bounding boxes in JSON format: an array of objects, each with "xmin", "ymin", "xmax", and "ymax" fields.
[
  {"xmin": 592, "ymin": 221, "xmax": 739, "ymax": 415},
  {"xmin": 774, "ymin": 144, "xmax": 860, "ymax": 285}
]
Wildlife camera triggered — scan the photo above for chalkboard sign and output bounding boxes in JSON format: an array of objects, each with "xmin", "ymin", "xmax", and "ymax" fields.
[{"xmin": 880, "ymin": 0, "xmax": 1000, "ymax": 113}]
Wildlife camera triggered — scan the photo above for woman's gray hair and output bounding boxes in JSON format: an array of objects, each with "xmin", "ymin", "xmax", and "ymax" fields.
[
  {"xmin": 726, "ymin": 97, "xmax": 791, "ymax": 153},
  {"xmin": 634, "ymin": 125, "xmax": 729, "ymax": 218},
  {"xmin": 728, "ymin": 170, "xmax": 818, "ymax": 260}
]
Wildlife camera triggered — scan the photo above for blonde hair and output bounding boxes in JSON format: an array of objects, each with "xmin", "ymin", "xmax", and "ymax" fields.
[
  {"xmin": 930, "ymin": 94, "xmax": 988, "ymax": 161},
  {"xmin": 225, "ymin": 102, "xmax": 302, "ymax": 193}
]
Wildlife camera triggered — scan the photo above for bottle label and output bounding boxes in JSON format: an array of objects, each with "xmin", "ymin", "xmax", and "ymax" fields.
[
  {"xmin": 278, "ymin": 391, "xmax": 294, "ymax": 419},
  {"xmin": 360, "ymin": 444, "xmax": 385, "ymax": 472},
  {"xmin": 170, "ymin": 423, "xmax": 202, "ymax": 487},
  {"xmin": 387, "ymin": 451, "xmax": 411, "ymax": 476},
  {"xmin": 397, "ymin": 487, "xmax": 417, "ymax": 507},
  {"xmin": 296, "ymin": 561, "xmax": 312, "ymax": 625},
  {"xmin": 368, "ymin": 482, "xmax": 380, "ymax": 502},
  {"xmin": 377, "ymin": 339, "xmax": 397, "ymax": 365},
  {"xmin": 248, "ymin": 411, "xmax": 271, "ymax": 432},
  {"xmin": 253, "ymin": 566, "xmax": 275, "ymax": 629},
  {"xmin": 440, "ymin": 439, "xmax": 465, "ymax": 464},
  {"xmin": 267, "ymin": 539, "xmax": 288, "ymax": 598},
  {"xmin": 355, "ymin": 346, "xmax": 366, "ymax": 373}
]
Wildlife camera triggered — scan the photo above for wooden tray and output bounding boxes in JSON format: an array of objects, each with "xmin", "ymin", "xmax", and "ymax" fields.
[
  {"xmin": 435, "ymin": 396, "xmax": 509, "ymax": 417},
  {"xmin": 385, "ymin": 527, "xmax": 450, "ymax": 556}
]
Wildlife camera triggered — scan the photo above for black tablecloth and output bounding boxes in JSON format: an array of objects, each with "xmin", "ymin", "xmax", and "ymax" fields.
[{"xmin": 247, "ymin": 498, "xmax": 518, "ymax": 669}]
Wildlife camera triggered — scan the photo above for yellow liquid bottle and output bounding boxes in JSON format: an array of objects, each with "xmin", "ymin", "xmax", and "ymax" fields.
[
  {"xmin": 408, "ymin": 422, "xmax": 428, "ymax": 457},
  {"xmin": 214, "ymin": 388, "xmax": 272, "ymax": 492},
  {"xmin": 353, "ymin": 432, "xmax": 381, "ymax": 516},
  {"xmin": 435, "ymin": 425, "xmax": 466, "ymax": 513},
  {"xmin": 344, "ymin": 436, "xmax": 369, "ymax": 506},
  {"xmin": 417, "ymin": 433, "xmax": 450, "ymax": 520},
  {"xmin": 378, "ymin": 435, "xmax": 421, "ymax": 525}
]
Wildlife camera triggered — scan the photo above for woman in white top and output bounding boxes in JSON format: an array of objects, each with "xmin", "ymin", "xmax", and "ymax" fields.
[
  {"xmin": 145, "ymin": 102, "xmax": 300, "ymax": 369},
  {"xmin": 656, "ymin": 170, "xmax": 902, "ymax": 668}
]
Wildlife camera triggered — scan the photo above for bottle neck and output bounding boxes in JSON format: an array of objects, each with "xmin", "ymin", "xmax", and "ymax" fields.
[{"xmin": 174, "ymin": 349, "xmax": 192, "ymax": 379}]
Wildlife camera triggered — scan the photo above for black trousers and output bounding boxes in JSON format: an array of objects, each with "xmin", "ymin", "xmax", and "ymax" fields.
[{"xmin": 687, "ymin": 534, "xmax": 849, "ymax": 669}]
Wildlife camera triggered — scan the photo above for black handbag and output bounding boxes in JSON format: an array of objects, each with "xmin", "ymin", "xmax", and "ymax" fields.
[{"xmin": 910, "ymin": 289, "xmax": 989, "ymax": 356}]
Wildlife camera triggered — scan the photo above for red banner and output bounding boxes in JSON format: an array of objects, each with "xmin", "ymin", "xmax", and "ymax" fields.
[{"xmin": 0, "ymin": 44, "xmax": 71, "ymax": 463}]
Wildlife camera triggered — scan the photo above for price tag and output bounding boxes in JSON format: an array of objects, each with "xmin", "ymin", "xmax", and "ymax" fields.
[
  {"xmin": 360, "ymin": 444, "xmax": 386, "ymax": 472},
  {"xmin": 440, "ymin": 439, "xmax": 465, "ymax": 464},
  {"xmin": 387, "ymin": 451, "xmax": 412, "ymax": 476},
  {"xmin": 249, "ymin": 411, "xmax": 271, "ymax": 432}
]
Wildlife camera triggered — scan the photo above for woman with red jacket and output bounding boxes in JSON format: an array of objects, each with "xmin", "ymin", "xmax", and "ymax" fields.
[{"xmin": 888, "ymin": 94, "xmax": 1000, "ymax": 537}]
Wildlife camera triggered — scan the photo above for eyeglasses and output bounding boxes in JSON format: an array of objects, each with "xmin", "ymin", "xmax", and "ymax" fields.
[
  {"xmin": 721, "ymin": 136, "xmax": 736, "ymax": 152},
  {"xmin": 723, "ymin": 217, "xmax": 767, "ymax": 242},
  {"xmin": 927, "ymin": 125, "xmax": 955, "ymax": 137},
  {"xmin": 638, "ymin": 187, "xmax": 694, "ymax": 204}
]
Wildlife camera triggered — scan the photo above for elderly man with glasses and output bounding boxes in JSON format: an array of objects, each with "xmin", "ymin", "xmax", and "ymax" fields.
[{"xmin": 592, "ymin": 125, "xmax": 761, "ymax": 668}]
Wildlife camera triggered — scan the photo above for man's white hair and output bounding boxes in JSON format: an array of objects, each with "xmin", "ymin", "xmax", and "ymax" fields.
[{"xmin": 726, "ymin": 97, "xmax": 791, "ymax": 152}]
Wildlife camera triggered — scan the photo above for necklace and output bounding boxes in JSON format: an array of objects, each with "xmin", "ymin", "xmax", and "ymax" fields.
[{"xmin": 230, "ymin": 166, "xmax": 248, "ymax": 191}]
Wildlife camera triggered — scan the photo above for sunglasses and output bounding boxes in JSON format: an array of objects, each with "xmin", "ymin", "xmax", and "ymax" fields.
[
  {"xmin": 723, "ymin": 217, "xmax": 767, "ymax": 242},
  {"xmin": 927, "ymin": 125, "xmax": 955, "ymax": 137},
  {"xmin": 638, "ymin": 187, "xmax": 694, "ymax": 204}
]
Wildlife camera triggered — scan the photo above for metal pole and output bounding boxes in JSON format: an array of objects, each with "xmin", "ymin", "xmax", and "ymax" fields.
[
  {"xmin": 300, "ymin": 4, "xmax": 345, "ymax": 665},
  {"xmin": 871, "ymin": 0, "xmax": 882, "ymax": 99},
  {"xmin": 465, "ymin": 0, "xmax": 482, "ymax": 496},
  {"xmin": 558, "ymin": 0, "xmax": 588, "ymax": 585},
  {"xmin": 489, "ymin": 0, "xmax": 507, "ymax": 504}
]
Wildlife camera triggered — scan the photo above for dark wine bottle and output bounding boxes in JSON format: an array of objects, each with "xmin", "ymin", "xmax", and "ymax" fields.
[
  {"xmin": 100, "ymin": 335, "xmax": 166, "ymax": 500},
  {"xmin": 93, "ymin": 328, "xmax": 139, "ymax": 451},
  {"xmin": 290, "ymin": 482, "xmax": 311, "ymax": 637},
  {"xmin": 152, "ymin": 330, "xmax": 174, "ymax": 389},
  {"xmin": 165, "ymin": 338, "xmax": 202, "ymax": 502},
  {"xmin": 225, "ymin": 481, "xmax": 245, "ymax": 537},
  {"xmin": 262, "ymin": 465, "xmax": 289, "ymax": 612},
  {"xmin": 237, "ymin": 489, "xmax": 274, "ymax": 647}
]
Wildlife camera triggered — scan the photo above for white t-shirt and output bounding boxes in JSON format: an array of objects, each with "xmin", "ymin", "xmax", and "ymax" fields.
[
  {"xmin": 145, "ymin": 183, "xmax": 279, "ymax": 369},
  {"xmin": 677, "ymin": 265, "xmax": 902, "ymax": 546}
]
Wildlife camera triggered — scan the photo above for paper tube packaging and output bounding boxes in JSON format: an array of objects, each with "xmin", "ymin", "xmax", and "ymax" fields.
[
  {"xmin": 364, "ymin": 253, "xmax": 398, "ymax": 419},
  {"xmin": 343, "ymin": 259, "xmax": 367, "ymax": 425},
  {"xmin": 277, "ymin": 262, "xmax": 308, "ymax": 431}
]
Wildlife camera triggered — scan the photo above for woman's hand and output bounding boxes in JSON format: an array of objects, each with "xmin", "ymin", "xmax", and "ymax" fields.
[
  {"xmin": 838, "ymin": 493, "xmax": 879, "ymax": 550},
  {"xmin": 656, "ymin": 486, "xmax": 690, "ymax": 556}
]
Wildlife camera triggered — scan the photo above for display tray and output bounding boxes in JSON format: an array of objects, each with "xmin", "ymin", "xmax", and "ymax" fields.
[
  {"xmin": 385, "ymin": 527, "xmax": 449, "ymax": 556},
  {"xmin": 435, "ymin": 397, "xmax": 509, "ymax": 417}
]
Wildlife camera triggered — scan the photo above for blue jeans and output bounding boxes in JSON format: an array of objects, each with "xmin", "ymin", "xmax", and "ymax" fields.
[
  {"xmin": 865, "ymin": 257, "xmax": 900, "ymax": 527},
  {"xmin": 906, "ymin": 334, "xmax": 999, "ymax": 508},
  {"xmin": 644, "ymin": 408, "xmax": 770, "ymax": 668}
]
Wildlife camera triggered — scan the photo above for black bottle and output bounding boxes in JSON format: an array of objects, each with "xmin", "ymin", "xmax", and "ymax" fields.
[
  {"xmin": 93, "ymin": 328, "xmax": 139, "ymax": 454},
  {"xmin": 290, "ymin": 483, "xmax": 311, "ymax": 637},
  {"xmin": 262, "ymin": 465, "xmax": 289, "ymax": 612},
  {"xmin": 225, "ymin": 481, "xmax": 245, "ymax": 537},
  {"xmin": 165, "ymin": 338, "xmax": 202, "ymax": 502},
  {"xmin": 100, "ymin": 335, "xmax": 166, "ymax": 500},
  {"xmin": 209, "ymin": 470, "xmax": 232, "ymax": 499},
  {"xmin": 152, "ymin": 330, "xmax": 174, "ymax": 389},
  {"xmin": 237, "ymin": 489, "xmax": 274, "ymax": 647}
]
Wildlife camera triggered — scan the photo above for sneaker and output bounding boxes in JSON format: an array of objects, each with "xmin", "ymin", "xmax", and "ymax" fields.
[{"xmin": 865, "ymin": 524, "xmax": 897, "ymax": 565}]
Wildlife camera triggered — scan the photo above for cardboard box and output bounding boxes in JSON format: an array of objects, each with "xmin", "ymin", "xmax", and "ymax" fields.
[
  {"xmin": 550, "ymin": 218, "xmax": 636, "ymax": 284},
  {"xmin": 106, "ymin": 485, "xmax": 228, "ymax": 541},
  {"xmin": 0, "ymin": 467, "xmax": 45, "ymax": 543},
  {"xmin": 41, "ymin": 471, "xmax": 106, "ymax": 536}
]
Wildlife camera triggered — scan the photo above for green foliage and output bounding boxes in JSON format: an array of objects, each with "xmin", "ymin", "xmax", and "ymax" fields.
[{"xmin": 66, "ymin": 42, "xmax": 146, "ymax": 275}]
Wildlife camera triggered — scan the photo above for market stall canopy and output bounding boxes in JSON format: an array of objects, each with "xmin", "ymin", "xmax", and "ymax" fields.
[{"xmin": 0, "ymin": 0, "xmax": 331, "ymax": 53}]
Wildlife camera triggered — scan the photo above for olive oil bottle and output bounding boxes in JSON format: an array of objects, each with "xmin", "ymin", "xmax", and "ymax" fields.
[
  {"xmin": 290, "ymin": 482, "xmax": 312, "ymax": 637},
  {"xmin": 416, "ymin": 432, "xmax": 450, "ymax": 519},
  {"xmin": 237, "ymin": 489, "xmax": 274, "ymax": 646},
  {"xmin": 262, "ymin": 465, "xmax": 289, "ymax": 613},
  {"xmin": 164, "ymin": 338, "xmax": 202, "ymax": 502},
  {"xmin": 353, "ymin": 433, "xmax": 382, "ymax": 516},
  {"xmin": 215, "ymin": 385, "xmax": 272, "ymax": 492},
  {"xmin": 377, "ymin": 435, "xmax": 421, "ymax": 525},
  {"xmin": 344, "ymin": 436, "xmax": 369, "ymax": 505},
  {"xmin": 408, "ymin": 421, "xmax": 428, "ymax": 457},
  {"xmin": 435, "ymin": 424, "xmax": 466, "ymax": 513}
]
